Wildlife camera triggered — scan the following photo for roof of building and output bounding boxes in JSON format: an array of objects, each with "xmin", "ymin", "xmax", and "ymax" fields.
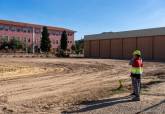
[
  {"xmin": 84, "ymin": 27, "xmax": 165, "ymax": 40},
  {"xmin": 0, "ymin": 19, "xmax": 75, "ymax": 32}
]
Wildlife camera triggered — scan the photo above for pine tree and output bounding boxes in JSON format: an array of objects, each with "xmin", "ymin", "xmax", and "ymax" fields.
[
  {"xmin": 60, "ymin": 31, "xmax": 68, "ymax": 51},
  {"xmin": 40, "ymin": 26, "xmax": 51, "ymax": 53}
]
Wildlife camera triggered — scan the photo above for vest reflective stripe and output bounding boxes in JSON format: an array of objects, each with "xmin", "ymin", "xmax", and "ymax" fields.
[{"xmin": 131, "ymin": 67, "xmax": 143, "ymax": 74}]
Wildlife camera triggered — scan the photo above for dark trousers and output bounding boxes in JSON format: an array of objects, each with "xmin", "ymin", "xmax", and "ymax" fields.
[{"xmin": 131, "ymin": 74, "xmax": 141, "ymax": 97}]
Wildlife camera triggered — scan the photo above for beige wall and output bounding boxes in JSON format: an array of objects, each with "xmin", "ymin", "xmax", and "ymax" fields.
[
  {"xmin": 137, "ymin": 37, "xmax": 153, "ymax": 60},
  {"xmin": 123, "ymin": 38, "xmax": 137, "ymax": 59},
  {"xmin": 84, "ymin": 35, "xmax": 165, "ymax": 61},
  {"xmin": 110, "ymin": 39, "xmax": 123, "ymax": 59},
  {"xmin": 84, "ymin": 40, "xmax": 90, "ymax": 57},
  {"xmin": 90, "ymin": 40, "xmax": 100, "ymax": 58},
  {"xmin": 154, "ymin": 36, "xmax": 165, "ymax": 61},
  {"xmin": 100, "ymin": 40, "xmax": 110, "ymax": 58}
]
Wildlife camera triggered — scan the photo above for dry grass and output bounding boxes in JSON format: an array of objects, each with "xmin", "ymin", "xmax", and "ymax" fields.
[{"xmin": 0, "ymin": 62, "xmax": 65, "ymax": 80}]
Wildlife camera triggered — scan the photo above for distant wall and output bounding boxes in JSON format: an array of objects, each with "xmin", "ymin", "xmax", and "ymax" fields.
[
  {"xmin": 84, "ymin": 35, "xmax": 165, "ymax": 61},
  {"xmin": 110, "ymin": 39, "xmax": 123, "ymax": 59},
  {"xmin": 100, "ymin": 40, "xmax": 110, "ymax": 58},
  {"xmin": 154, "ymin": 36, "xmax": 165, "ymax": 61},
  {"xmin": 123, "ymin": 38, "xmax": 136, "ymax": 59},
  {"xmin": 90, "ymin": 40, "xmax": 100, "ymax": 58}
]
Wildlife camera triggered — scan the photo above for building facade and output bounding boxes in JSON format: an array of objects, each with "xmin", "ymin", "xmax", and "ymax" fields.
[
  {"xmin": 0, "ymin": 20, "xmax": 75, "ymax": 53},
  {"xmin": 84, "ymin": 27, "xmax": 165, "ymax": 61}
]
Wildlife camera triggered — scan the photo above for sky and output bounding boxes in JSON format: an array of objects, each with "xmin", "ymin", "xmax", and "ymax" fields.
[{"xmin": 0, "ymin": 0, "xmax": 165, "ymax": 40}]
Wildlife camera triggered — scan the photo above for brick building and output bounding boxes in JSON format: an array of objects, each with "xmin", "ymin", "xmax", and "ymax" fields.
[
  {"xmin": 0, "ymin": 20, "xmax": 75, "ymax": 53},
  {"xmin": 84, "ymin": 27, "xmax": 165, "ymax": 61}
]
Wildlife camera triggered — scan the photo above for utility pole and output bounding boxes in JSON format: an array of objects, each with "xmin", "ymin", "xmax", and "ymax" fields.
[
  {"xmin": 25, "ymin": 37, "xmax": 28, "ymax": 53},
  {"xmin": 40, "ymin": 28, "xmax": 42, "ymax": 53},
  {"xmin": 32, "ymin": 27, "xmax": 35, "ymax": 54}
]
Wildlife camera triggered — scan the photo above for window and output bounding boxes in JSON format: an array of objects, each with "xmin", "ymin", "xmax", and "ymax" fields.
[
  {"xmin": 20, "ymin": 37, "xmax": 23, "ymax": 41},
  {"xmin": 48, "ymin": 31, "xmax": 50, "ymax": 34},
  {"xmin": 10, "ymin": 26, "xmax": 16, "ymax": 32},
  {"xmin": 10, "ymin": 36, "xmax": 15, "ymax": 39},
  {"xmin": 56, "ymin": 40, "xmax": 58, "ymax": 44},
  {"xmin": 24, "ymin": 37, "xmax": 27, "ymax": 42},
  {"xmin": 2, "ymin": 36, "xmax": 9, "ymax": 42},
  {"xmin": 20, "ymin": 27, "xmax": 23, "ymax": 32},
  {"xmin": 59, "ymin": 32, "xmax": 62, "ymax": 35},
  {"xmin": 23, "ymin": 28, "xmax": 28, "ymax": 33},
  {"xmin": 0, "ymin": 25, "xmax": 4, "ymax": 30},
  {"xmin": 17, "ymin": 37, "xmax": 20, "ymax": 41},
  {"xmin": 28, "ymin": 29, "xmax": 31, "ymax": 33},
  {"xmin": 35, "ymin": 29, "xmax": 40, "ymax": 34},
  {"xmin": 17, "ymin": 27, "xmax": 21, "ymax": 32},
  {"xmin": 4, "ymin": 26, "xmax": 9, "ymax": 31},
  {"xmin": 70, "ymin": 41, "xmax": 72, "ymax": 43},
  {"xmin": 55, "ymin": 32, "xmax": 62, "ymax": 36},
  {"xmin": 35, "ymin": 39, "xmax": 37, "ymax": 44},
  {"xmin": 0, "ymin": 36, "xmax": 2, "ymax": 42},
  {"xmin": 55, "ymin": 32, "xmax": 59, "ymax": 36},
  {"xmin": 52, "ymin": 32, "xmax": 56, "ymax": 36},
  {"xmin": 27, "ymin": 28, "xmax": 32, "ymax": 33},
  {"xmin": 53, "ymin": 40, "xmax": 55, "ymax": 44},
  {"xmin": 28, "ymin": 38, "xmax": 30, "ymax": 43},
  {"xmin": 10, "ymin": 36, "xmax": 15, "ymax": 40}
]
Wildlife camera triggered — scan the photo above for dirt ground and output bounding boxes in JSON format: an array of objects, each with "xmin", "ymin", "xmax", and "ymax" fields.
[{"xmin": 0, "ymin": 58, "xmax": 164, "ymax": 114}]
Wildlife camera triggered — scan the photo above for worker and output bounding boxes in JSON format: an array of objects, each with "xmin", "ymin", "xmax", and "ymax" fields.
[{"xmin": 129, "ymin": 50, "xmax": 143, "ymax": 101}]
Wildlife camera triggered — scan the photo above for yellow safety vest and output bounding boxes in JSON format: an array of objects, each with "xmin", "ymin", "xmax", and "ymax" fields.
[{"xmin": 131, "ymin": 67, "xmax": 143, "ymax": 74}]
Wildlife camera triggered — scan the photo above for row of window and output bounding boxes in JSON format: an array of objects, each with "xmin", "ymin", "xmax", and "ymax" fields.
[
  {"xmin": 52, "ymin": 40, "xmax": 73, "ymax": 44},
  {"xmin": 0, "ymin": 36, "xmax": 33, "ymax": 43},
  {"xmin": 0, "ymin": 25, "xmax": 33, "ymax": 33},
  {"xmin": 52, "ymin": 40, "xmax": 59, "ymax": 44},
  {"xmin": 0, "ymin": 25, "xmax": 73, "ymax": 36},
  {"xmin": 68, "ymin": 41, "xmax": 72, "ymax": 43},
  {"xmin": 49, "ymin": 31, "xmax": 73, "ymax": 36},
  {"xmin": 0, "ymin": 36, "xmax": 73, "ymax": 45}
]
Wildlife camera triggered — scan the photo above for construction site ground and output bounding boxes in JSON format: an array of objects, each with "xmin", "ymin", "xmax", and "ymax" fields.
[{"xmin": 0, "ymin": 58, "xmax": 164, "ymax": 114}]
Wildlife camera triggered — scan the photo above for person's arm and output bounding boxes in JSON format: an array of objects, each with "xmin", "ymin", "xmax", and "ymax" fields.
[
  {"xmin": 141, "ymin": 59, "xmax": 143, "ymax": 67},
  {"xmin": 129, "ymin": 58, "xmax": 134, "ymax": 65}
]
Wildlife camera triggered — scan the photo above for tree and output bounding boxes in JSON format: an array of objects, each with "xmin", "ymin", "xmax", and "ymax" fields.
[
  {"xmin": 71, "ymin": 45, "xmax": 76, "ymax": 51},
  {"xmin": 0, "ymin": 38, "xmax": 23, "ymax": 53},
  {"xmin": 75, "ymin": 39, "xmax": 84, "ymax": 54},
  {"xmin": 40, "ymin": 26, "xmax": 51, "ymax": 53},
  {"xmin": 9, "ymin": 39, "xmax": 22, "ymax": 50},
  {"xmin": 60, "ymin": 31, "xmax": 68, "ymax": 51},
  {"xmin": 0, "ymin": 40, "xmax": 8, "ymax": 50},
  {"xmin": 71, "ymin": 45, "xmax": 76, "ymax": 54}
]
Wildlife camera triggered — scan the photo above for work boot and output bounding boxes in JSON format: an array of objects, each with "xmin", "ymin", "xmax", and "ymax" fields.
[
  {"xmin": 129, "ymin": 93, "xmax": 136, "ymax": 96},
  {"xmin": 132, "ymin": 96, "xmax": 140, "ymax": 101}
]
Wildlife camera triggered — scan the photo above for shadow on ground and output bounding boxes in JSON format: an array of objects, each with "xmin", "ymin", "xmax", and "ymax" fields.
[
  {"xmin": 135, "ymin": 99, "xmax": 165, "ymax": 114},
  {"xmin": 62, "ymin": 95, "xmax": 134, "ymax": 114}
]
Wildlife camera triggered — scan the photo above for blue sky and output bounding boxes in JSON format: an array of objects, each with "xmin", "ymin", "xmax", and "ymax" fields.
[{"xmin": 0, "ymin": 0, "xmax": 165, "ymax": 40}]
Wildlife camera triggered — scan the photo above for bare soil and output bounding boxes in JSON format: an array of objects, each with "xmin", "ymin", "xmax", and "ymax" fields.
[{"xmin": 0, "ymin": 58, "xmax": 164, "ymax": 114}]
